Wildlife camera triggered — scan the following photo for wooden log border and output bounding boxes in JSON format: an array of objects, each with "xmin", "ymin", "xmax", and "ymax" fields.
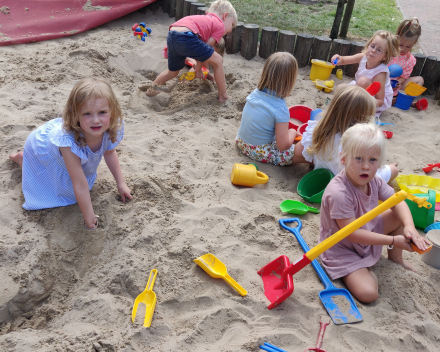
[{"xmin": 158, "ymin": 2, "xmax": 440, "ymax": 97}]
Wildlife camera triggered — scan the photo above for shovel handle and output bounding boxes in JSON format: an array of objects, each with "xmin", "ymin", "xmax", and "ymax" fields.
[
  {"xmin": 145, "ymin": 269, "xmax": 158, "ymax": 292},
  {"xmin": 279, "ymin": 218, "xmax": 335, "ymax": 290},
  {"xmin": 224, "ymin": 274, "xmax": 247, "ymax": 296}
]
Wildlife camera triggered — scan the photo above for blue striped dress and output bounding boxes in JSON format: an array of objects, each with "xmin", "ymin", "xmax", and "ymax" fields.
[{"xmin": 21, "ymin": 118, "xmax": 123, "ymax": 210}]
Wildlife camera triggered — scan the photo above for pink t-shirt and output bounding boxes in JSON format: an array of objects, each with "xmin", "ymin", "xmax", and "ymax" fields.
[
  {"xmin": 388, "ymin": 53, "xmax": 417, "ymax": 96},
  {"xmin": 170, "ymin": 13, "xmax": 225, "ymax": 44},
  {"xmin": 319, "ymin": 170, "xmax": 395, "ymax": 280}
]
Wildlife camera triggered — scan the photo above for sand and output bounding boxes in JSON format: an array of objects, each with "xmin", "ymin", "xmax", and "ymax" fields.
[{"xmin": 0, "ymin": 7, "xmax": 440, "ymax": 352}]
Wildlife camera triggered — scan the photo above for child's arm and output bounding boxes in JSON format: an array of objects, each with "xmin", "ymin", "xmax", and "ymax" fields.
[
  {"xmin": 60, "ymin": 147, "xmax": 97, "ymax": 229},
  {"xmin": 390, "ymin": 202, "xmax": 430, "ymax": 250},
  {"xmin": 275, "ymin": 123, "xmax": 300, "ymax": 151},
  {"xmin": 371, "ymin": 71, "xmax": 387, "ymax": 108},
  {"xmin": 104, "ymin": 148, "xmax": 132, "ymax": 203},
  {"xmin": 336, "ymin": 217, "xmax": 412, "ymax": 251},
  {"xmin": 331, "ymin": 53, "xmax": 364, "ymax": 66}
]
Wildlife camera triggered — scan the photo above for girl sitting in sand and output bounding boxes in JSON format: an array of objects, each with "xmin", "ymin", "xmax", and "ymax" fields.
[
  {"xmin": 235, "ymin": 52, "xmax": 301, "ymax": 166},
  {"xmin": 9, "ymin": 77, "xmax": 132, "ymax": 230},
  {"xmin": 388, "ymin": 18, "xmax": 424, "ymax": 103},
  {"xmin": 319, "ymin": 123, "xmax": 429, "ymax": 303},
  {"xmin": 293, "ymin": 85, "xmax": 399, "ymax": 182},
  {"xmin": 331, "ymin": 30, "xmax": 399, "ymax": 119}
]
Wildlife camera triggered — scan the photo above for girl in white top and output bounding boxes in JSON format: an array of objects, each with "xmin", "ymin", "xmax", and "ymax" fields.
[
  {"xmin": 292, "ymin": 85, "xmax": 399, "ymax": 182},
  {"xmin": 331, "ymin": 30, "xmax": 399, "ymax": 118}
]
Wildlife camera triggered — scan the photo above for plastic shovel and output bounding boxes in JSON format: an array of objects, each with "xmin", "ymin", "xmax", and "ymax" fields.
[
  {"xmin": 132, "ymin": 269, "xmax": 158, "ymax": 328},
  {"xmin": 279, "ymin": 218, "xmax": 362, "ymax": 325},
  {"xmin": 258, "ymin": 191, "xmax": 411, "ymax": 310},
  {"xmin": 194, "ymin": 253, "xmax": 247, "ymax": 296},
  {"xmin": 280, "ymin": 200, "xmax": 320, "ymax": 215},
  {"xmin": 405, "ymin": 82, "xmax": 427, "ymax": 96}
]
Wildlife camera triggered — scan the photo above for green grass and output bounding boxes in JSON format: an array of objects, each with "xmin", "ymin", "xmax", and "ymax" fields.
[{"xmin": 232, "ymin": 0, "xmax": 403, "ymax": 41}]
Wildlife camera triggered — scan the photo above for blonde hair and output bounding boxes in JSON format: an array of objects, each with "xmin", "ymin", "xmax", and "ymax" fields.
[
  {"xmin": 340, "ymin": 123, "xmax": 386, "ymax": 168},
  {"xmin": 63, "ymin": 77, "xmax": 122, "ymax": 146},
  {"xmin": 257, "ymin": 52, "xmax": 298, "ymax": 98},
  {"xmin": 307, "ymin": 85, "xmax": 375, "ymax": 160},
  {"xmin": 396, "ymin": 17, "xmax": 421, "ymax": 45},
  {"xmin": 208, "ymin": 0, "xmax": 237, "ymax": 25},
  {"xmin": 214, "ymin": 37, "xmax": 225, "ymax": 57},
  {"xmin": 364, "ymin": 30, "xmax": 399, "ymax": 64}
]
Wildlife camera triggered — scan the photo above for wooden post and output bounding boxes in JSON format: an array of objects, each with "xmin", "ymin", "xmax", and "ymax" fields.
[
  {"xmin": 225, "ymin": 21, "xmax": 243, "ymax": 54},
  {"xmin": 330, "ymin": 0, "xmax": 346, "ymax": 39},
  {"xmin": 345, "ymin": 41, "xmax": 365, "ymax": 77},
  {"xmin": 175, "ymin": 0, "xmax": 185, "ymax": 20},
  {"xmin": 420, "ymin": 56, "xmax": 440, "ymax": 94},
  {"xmin": 183, "ymin": 0, "xmax": 197, "ymax": 17},
  {"xmin": 329, "ymin": 38, "xmax": 351, "ymax": 73},
  {"xmin": 163, "ymin": 0, "xmax": 170, "ymax": 14},
  {"xmin": 311, "ymin": 36, "xmax": 332, "ymax": 62},
  {"xmin": 196, "ymin": 6, "xmax": 208, "ymax": 15},
  {"xmin": 339, "ymin": 0, "xmax": 355, "ymax": 38},
  {"xmin": 169, "ymin": 0, "xmax": 176, "ymax": 17},
  {"xmin": 240, "ymin": 24, "xmax": 259, "ymax": 60},
  {"xmin": 293, "ymin": 33, "xmax": 314, "ymax": 68},
  {"xmin": 276, "ymin": 30, "xmax": 296, "ymax": 54},
  {"xmin": 190, "ymin": 2, "xmax": 205, "ymax": 15},
  {"xmin": 259, "ymin": 27, "xmax": 279, "ymax": 59},
  {"xmin": 411, "ymin": 53, "xmax": 426, "ymax": 77}
]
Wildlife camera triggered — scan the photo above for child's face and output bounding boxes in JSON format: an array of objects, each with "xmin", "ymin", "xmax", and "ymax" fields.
[
  {"xmin": 366, "ymin": 36, "xmax": 387, "ymax": 64},
  {"xmin": 399, "ymin": 37, "xmax": 416, "ymax": 56},
  {"xmin": 223, "ymin": 14, "xmax": 235, "ymax": 35},
  {"xmin": 341, "ymin": 146, "xmax": 380, "ymax": 192},
  {"xmin": 79, "ymin": 98, "xmax": 111, "ymax": 139}
]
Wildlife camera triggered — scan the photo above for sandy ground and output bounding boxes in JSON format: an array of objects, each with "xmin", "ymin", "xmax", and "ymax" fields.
[{"xmin": 0, "ymin": 7, "xmax": 440, "ymax": 352}]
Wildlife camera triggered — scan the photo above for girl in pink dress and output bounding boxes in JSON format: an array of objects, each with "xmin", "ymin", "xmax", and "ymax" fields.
[
  {"xmin": 388, "ymin": 18, "xmax": 424, "ymax": 100},
  {"xmin": 319, "ymin": 123, "xmax": 430, "ymax": 303},
  {"xmin": 331, "ymin": 31, "xmax": 399, "ymax": 119}
]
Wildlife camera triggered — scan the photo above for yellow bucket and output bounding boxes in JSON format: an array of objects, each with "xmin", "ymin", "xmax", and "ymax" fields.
[{"xmin": 310, "ymin": 59, "xmax": 334, "ymax": 81}]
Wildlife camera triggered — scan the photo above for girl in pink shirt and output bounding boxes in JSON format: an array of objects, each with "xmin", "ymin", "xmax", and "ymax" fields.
[
  {"xmin": 388, "ymin": 18, "xmax": 424, "ymax": 100},
  {"xmin": 319, "ymin": 123, "xmax": 429, "ymax": 303}
]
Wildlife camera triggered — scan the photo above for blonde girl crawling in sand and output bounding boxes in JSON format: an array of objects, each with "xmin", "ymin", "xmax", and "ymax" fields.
[
  {"xmin": 319, "ymin": 123, "xmax": 429, "ymax": 303},
  {"xmin": 10, "ymin": 77, "xmax": 132, "ymax": 230}
]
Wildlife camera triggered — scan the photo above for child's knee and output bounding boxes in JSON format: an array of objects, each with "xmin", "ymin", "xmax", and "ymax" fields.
[{"xmin": 356, "ymin": 288, "xmax": 379, "ymax": 303}]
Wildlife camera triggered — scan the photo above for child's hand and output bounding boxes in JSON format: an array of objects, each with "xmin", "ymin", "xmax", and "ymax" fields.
[
  {"xmin": 118, "ymin": 183, "xmax": 133, "ymax": 203},
  {"xmin": 195, "ymin": 69, "xmax": 205, "ymax": 80},
  {"xmin": 404, "ymin": 226, "xmax": 430, "ymax": 251},
  {"xmin": 331, "ymin": 54, "xmax": 342, "ymax": 65},
  {"xmin": 393, "ymin": 234, "xmax": 412, "ymax": 251},
  {"xmin": 85, "ymin": 213, "xmax": 98, "ymax": 230}
]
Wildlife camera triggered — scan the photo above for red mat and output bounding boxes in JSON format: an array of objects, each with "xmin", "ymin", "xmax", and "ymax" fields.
[{"xmin": 0, "ymin": 0, "xmax": 157, "ymax": 47}]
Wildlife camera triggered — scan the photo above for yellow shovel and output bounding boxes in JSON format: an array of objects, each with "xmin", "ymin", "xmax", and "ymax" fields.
[
  {"xmin": 194, "ymin": 253, "xmax": 247, "ymax": 296},
  {"xmin": 131, "ymin": 269, "xmax": 158, "ymax": 328},
  {"xmin": 405, "ymin": 82, "xmax": 427, "ymax": 96}
]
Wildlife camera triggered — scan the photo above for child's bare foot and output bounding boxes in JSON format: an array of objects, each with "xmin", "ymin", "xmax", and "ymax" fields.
[
  {"xmin": 9, "ymin": 152, "xmax": 24, "ymax": 167},
  {"xmin": 218, "ymin": 94, "xmax": 229, "ymax": 103},
  {"xmin": 388, "ymin": 251, "xmax": 417, "ymax": 272}
]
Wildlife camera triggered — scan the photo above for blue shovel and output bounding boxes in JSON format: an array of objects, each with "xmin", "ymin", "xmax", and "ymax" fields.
[{"xmin": 279, "ymin": 218, "xmax": 363, "ymax": 325}]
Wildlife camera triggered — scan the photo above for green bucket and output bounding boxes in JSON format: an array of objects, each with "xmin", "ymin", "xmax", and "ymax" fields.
[
  {"xmin": 297, "ymin": 168, "xmax": 334, "ymax": 203},
  {"xmin": 405, "ymin": 190, "xmax": 436, "ymax": 229}
]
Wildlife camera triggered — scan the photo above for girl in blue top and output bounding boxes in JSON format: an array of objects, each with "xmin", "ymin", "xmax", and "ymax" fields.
[
  {"xmin": 9, "ymin": 77, "xmax": 132, "ymax": 230},
  {"xmin": 236, "ymin": 52, "xmax": 301, "ymax": 166}
]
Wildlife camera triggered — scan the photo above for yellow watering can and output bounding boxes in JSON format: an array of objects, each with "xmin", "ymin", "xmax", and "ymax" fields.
[{"xmin": 231, "ymin": 163, "xmax": 269, "ymax": 187}]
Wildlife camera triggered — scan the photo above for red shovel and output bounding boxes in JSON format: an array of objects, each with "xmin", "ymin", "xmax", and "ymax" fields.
[{"xmin": 366, "ymin": 82, "xmax": 381, "ymax": 96}]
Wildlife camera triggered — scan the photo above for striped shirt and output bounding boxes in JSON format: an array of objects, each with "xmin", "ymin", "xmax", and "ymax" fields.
[{"xmin": 22, "ymin": 118, "xmax": 123, "ymax": 210}]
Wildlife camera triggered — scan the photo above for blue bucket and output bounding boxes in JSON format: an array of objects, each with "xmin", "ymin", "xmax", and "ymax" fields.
[{"xmin": 395, "ymin": 91, "xmax": 416, "ymax": 110}]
